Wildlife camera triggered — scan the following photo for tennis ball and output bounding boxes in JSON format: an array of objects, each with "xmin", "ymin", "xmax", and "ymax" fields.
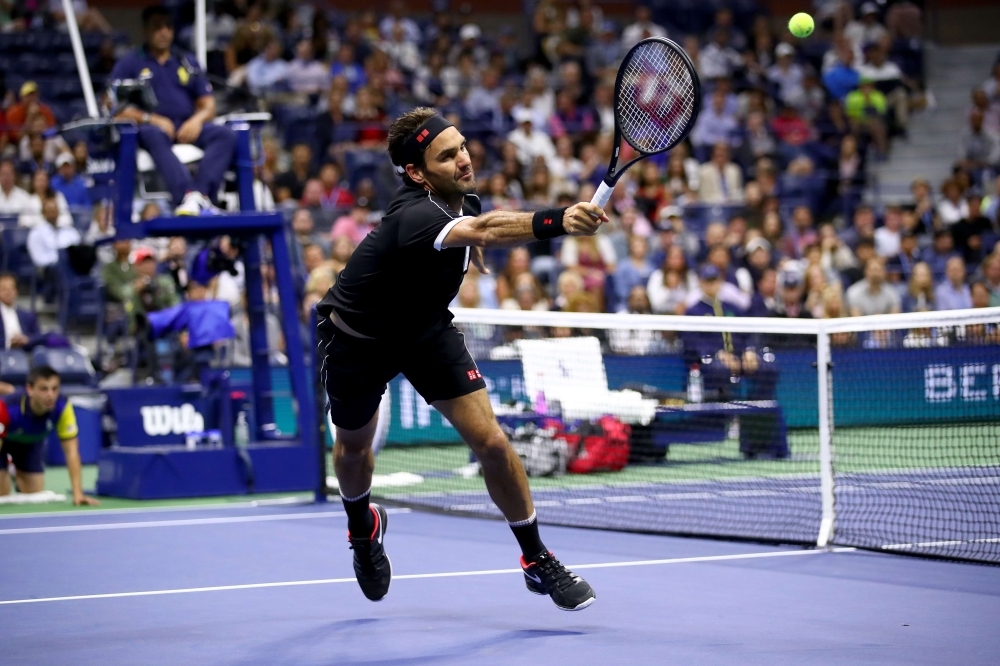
[{"xmin": 788, "ymin": 12, "xmax": 814, "ymax": 38}]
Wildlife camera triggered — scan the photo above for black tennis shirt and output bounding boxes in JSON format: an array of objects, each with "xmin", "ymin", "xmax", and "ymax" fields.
[{"xmin": 319, "ymin": 183, "xmax": 481, "ymax": 341}]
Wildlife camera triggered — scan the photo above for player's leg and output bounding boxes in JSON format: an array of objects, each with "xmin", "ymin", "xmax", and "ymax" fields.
[
  {"xmin": 432, "ymin": 389, "xmax": 535, "ymax": 523},
  {"xmin": 318, "ymin": 316, "xmax": 393, "ymax": 601},
  {"xmin": 13, "ymin": 471, "xmax": 44, "ymax": 493},
  {"xmin": 0, "ymin": 469, "xmax": 10, "ymax": 496},
  {"xmin": 433, "ymin": 389, "xmax": 596, "ymax": 611},
  {"xmin": 5, "ymin": 444, "xmax": 45, "ymax": 494}
]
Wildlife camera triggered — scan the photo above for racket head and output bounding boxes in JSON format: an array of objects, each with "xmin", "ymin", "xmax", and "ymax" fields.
[{"xmin": 613, "ymin": 37, "xmax": 701, "ymax": 157}]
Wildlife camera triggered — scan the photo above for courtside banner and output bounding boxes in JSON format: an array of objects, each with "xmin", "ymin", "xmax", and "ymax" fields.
[
  {"xmin": 105, "ymin": 387, "xmax": 213, "ymax": 447},
  {"xmin": 384, "ymin": 345, "xmax": 1000, "ymax": 445}
]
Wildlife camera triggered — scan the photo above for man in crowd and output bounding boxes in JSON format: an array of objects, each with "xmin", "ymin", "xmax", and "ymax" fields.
[
  {"xmin": 846, "ymin": 258, "xmax": 901, "ymax": 316},
  {"xmin": 0, "ymin": 273, "xmax": 39, "ymax": 350},
  {"xmin": 0, "ymin": 366, "xmax": 99, "ymax": 505},
  {"xmin": 0, "ymin": 158, "xmax": 31, "ymax": 214},
  {"xmin": 5, "ymin": 81, "xmax": 57, "ymax": 143},
  {"xmin": 50, "ymin": 153, "xmax": 90, "ymax": 209},
  {"xmin": 110, "ymin": 6, "xmax": 236, "ymax": 215},
  {"xmin": 27, "ymin": 198, "xmax": 81, "ymax": 270},
  {"xmin": 935, "ymin": 256, "xmax": 972, "ymax": 310}
]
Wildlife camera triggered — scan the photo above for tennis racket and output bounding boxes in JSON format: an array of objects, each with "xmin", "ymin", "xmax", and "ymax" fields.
[{"xmin": 591, "ymin": 37, "xmax": 702, "ymax": 209}]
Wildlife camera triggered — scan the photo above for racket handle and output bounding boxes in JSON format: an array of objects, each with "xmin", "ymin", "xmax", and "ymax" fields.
[{"xmin": 591, "ymin": 181, "xmax": 613, "ymax": 209}]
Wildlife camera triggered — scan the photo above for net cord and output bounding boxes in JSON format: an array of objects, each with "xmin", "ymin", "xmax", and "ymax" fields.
[{"xmin": 451, "ymin": 307, "xmax": 1000, "ymax": 335}]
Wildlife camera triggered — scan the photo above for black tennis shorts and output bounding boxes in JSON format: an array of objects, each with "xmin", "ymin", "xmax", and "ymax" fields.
[
  {"xmin": 1, "ymin": 440, "xmax": 45, "ymax": 474},
  {"xmin": 318, "ymin": 318, "xmax": 486, "ymax": 431}
]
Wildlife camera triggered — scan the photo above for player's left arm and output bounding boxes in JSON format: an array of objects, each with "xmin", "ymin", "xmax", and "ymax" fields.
[{"xmin": 56, "ymin": 403, "xmax": 99, "ymax": 506}]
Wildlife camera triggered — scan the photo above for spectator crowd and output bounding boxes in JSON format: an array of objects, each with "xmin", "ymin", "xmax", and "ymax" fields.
[{"xmin": 0, "ymin": 0, "xmax": 997, "ymax": 379}]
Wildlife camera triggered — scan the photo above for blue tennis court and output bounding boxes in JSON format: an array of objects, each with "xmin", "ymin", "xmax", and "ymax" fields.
[{"xmin": 1, "ymin": 503, "xmax": 998, "ymax": 665}]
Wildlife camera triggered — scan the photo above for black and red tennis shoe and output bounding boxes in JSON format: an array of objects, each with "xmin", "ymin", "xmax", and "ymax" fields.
[
  {"xmin": 521, "ymin": 551, "xmax": 596, "ymax": 611},
  {"xmin": 348, "ymin": 503, "xmax": 391, "ymax": 601}
]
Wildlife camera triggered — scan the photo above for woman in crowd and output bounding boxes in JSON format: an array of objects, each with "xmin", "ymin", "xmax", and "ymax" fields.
[
  {"xmin": 901, "ymin": 261, "xmax": 936, "ymax": 312},
  {"xmin": 647, "ymin": 245, "xmax": 697, "ymax": 315},
  {"xmin": 19, "ymin": 168, "xmax": 72, "ymax": 229}
]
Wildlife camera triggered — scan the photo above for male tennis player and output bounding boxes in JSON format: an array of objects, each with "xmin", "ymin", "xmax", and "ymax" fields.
[{"xmin": 316, "ymin": 108, "xmax": 606, "ymax": 611}]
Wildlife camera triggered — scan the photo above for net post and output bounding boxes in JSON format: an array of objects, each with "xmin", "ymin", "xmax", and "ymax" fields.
[{"xmin": 816, "ymin": 324, "xmax": 835, "ymax": 547}]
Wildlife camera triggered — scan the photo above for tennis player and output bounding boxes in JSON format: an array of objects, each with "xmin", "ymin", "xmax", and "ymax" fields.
[{"xmin": 316, "ymin": 108, "xmax": 606, "ymax": 610}]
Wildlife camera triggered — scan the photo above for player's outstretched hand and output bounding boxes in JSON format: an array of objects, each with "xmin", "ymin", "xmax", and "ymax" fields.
[{"xmin": 563, "ymin": 203, "xmax": 609, "ymax": 236}]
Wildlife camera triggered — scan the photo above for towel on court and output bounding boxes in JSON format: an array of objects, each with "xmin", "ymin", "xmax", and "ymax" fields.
[{"xmin": 0, "ymin": 490, "xmax": 67, "ymax": 504}]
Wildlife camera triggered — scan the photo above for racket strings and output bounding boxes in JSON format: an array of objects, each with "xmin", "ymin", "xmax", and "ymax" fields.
[{"xmin": 617, "ymin": 42, "xmax": 696, "ymax": 153}]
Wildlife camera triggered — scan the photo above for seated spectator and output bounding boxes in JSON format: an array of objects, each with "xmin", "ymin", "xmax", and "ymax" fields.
[
  {"xmin": 330, "ymin": 44, "xmax": 367, "ymax": 94},
  {"xmin": 966, "ymin": 281, "xmax": 1000, "ymax": 343},
  {"xmin": 0, "ymin": 159, "xmax": 30, "ymax": 215},
  {"xmin": 846, "ymin": 77, "xmax": 889, "ymax": 156},
  {"xmin": 110, "ymin": 6, "xmax": 236, "ymax": 216},
  {"xmin": 291, "ymin": 208, "xmax": 329, "ymax": 256},
  {"xmin": 771, "ymin": 103, "xmax": 813, "ymax": 147},
  {"xmin": 27, "ymin": 198, "xmax": 81, "ymax": 270},
  {"xmin": 857, "ymin": 44, "xmax": 913, "ymax": 134},
  {"xmin": 958, "ymin": 108, "xmax": 999, "ymax": 182},
  {"xmin": 700, "ymin": 29, "xmax": 743, "ymax": 81},
  {"xmin": 501, "ymin": 272, "xmax": 549, "ymax": 312},
  {"xmin": 352, "ymin": 87, "xmax": 389, "ymax": 147},
  {"xmin": 381, "ymin": 22, "xmax": 421, "ymax": 74},
  {"xmin": 736, "ymin": 236, "xmax": 773, "ymax": 291},
  {"xmin": 246, "ymin": 37, "xmax": 290, "ymax": 95},
  {"xmin": 548, "ymin": 89, "xmax": 595, "ymax": 140},
  {"xmin": 776, "ymin": 272, "xmax": 811, "ymax": 318},
  {"xmin": 839, "ymin": 204, "xmax": 877, "ymax": 252},
  {"xmin": 936, "ymin": 178, "xmax": 969, "ymax": 226},
  {"xmin": 691, "ymin": 89, "xmax": 739, "ymax": 152},
  {"xmin": 508, "ymin": 109, "xmax": 556, "ymax": 169},
  {"xmin": 608, "ymin": 286, "xmax": 664, "ymax": 355},
  {"xmin": 874, "ymin": 205, "xmax": 904, "ymax": 258},
  {"xmin": 648, "ymin": 245, "xmax": 697, "ymax": 315},
  {"xmin": 550, "ymin": 136, "xmax": 584, "ymax": 193},
  {"xmin": 683, "ymin": 265, "xmax": 776, "ymax": 401},
  {"xmin": 19, "ymin": 170, "xmax": 72, "ymax": 229},
  {"xmin": 560, "ymin": 234, "xmax": 616, "ymax": 295},
  {"xmin": 48, "ymin": 0, "xmax": 112, "ymax": 34},
  {"xmin": 921, "ymin": 229, "xmax": 959, "ymax": 279},
  {"xmin": 822, "ymin": 40, "xmax": 860, "ymax": 103},
  {"xmin": 845, "ymin": 3, "xmax": 888, "ymax": 51},
  {"xmin": 125, "ymin": 247, "xmax": 180, "ymax": 331},
  {"xmin": 612, "ymin": 236, "xmax": 654, "ymax": 311},
  {"xmin": 934, "ymin": 256, "xmax": 972, "ymax": 310},
  {"xmin": 18, "ymin": 115, "xmax": 69, "ymax": 174},
  {"xmin": 318, "ymin": 162, "xmax": 355, "ymax": 210},
  {"xmin": 891, "ymin": 228, "xmax": 921, "ymax": 280},
  {"xmin": 0, "ymin": 366, "xmax": 99, "ymax": 505},
  {"xmin": 0, "ymin": 272, "xmax": 39, "ymax": 349},
  {"xmin": 902, "ymin": 261, "xmax": 936, "ymax": 312},
  {"xmin": 316, "ymin": 88, "xmax": 358, "ymax": 167},
  {"xmin": 698, "ymin": 142, "xmax": 744, "ymax": 204},
  {"xmin": 4, "ymin": 81, "xmax": 56, "ymax": 144},
  {"xmin": 747, "ymin": 267, "xmax": 779, "ymax": 316},
  {"xmin": 331, "ymin": 202, "xmax": 376, "ymax": 245},
  {"xmin": 287, "ymin": 40, "xmax": 331, "ymax": 95},
  {"xmin": 102, "ymin": 240, "xmax": 136, "ymax": 305},
  {"xmin": 465, "ymin": 67, "xmax": 503, "ymax": 123},
  {"xmin": 50, "ymin": 153, "xmax": 90, "ymax": 209},
  {"xmin": 768, "ymin": 43, "xmax": 804, "ymax": 106},
  {"xmin": 979, "ymin": 252, "xmax": 1000, "ymax": 306},
  {"xmin": 273, "ymin": 144, "xmax": 316, "ymax": 203},
  {"xmin": 846, "ymin": 258, "xmax": 901, "ymax": 316},
  {"xmin": 621, "ymin": 5, "xmax": 668, "ymax": 51},
  {"xmin": 782, "ymin": 206, "xmax": 818, "ymax": 260},
  {"xmin": 554, "ymin": 270, "xmax": 585, "ymax": 311}
]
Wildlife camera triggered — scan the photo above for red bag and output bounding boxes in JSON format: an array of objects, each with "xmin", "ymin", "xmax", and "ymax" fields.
[{"xmin": 565, "ymin": 416, "xmax": 631, "ymax": 474}]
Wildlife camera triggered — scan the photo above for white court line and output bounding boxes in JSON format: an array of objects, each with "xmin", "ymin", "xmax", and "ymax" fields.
[
  {"xmin": 0, "ymin": 547, "xmax": 856, "ymax": 606},
  {"xmin": 0, "ymin": 508, "xmax": 411, "ymax": 536},
  {"xmin": 0, "ymin": 495, "xmax": 314, "ymax": 521}
]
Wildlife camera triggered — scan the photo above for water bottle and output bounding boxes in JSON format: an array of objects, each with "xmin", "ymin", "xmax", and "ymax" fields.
[
  {"xmin": 234, "ymin": 412, "xmax": 250, "ymax": 448},
  {"xmin": 687, "ymin": 365, "xmax": 703, "ymax": 404}
]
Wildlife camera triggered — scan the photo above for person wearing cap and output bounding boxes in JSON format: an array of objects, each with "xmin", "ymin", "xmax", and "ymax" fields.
[
  {"xmin": 50, "ymin": 153, "xmax": 90, "ymax": 209},
  {"xmin": 775, "ymin": 272, "xmax": 811, "ymax": 319},
  {"xmin": 507, "ymin": 107, "xmax": 557, "ymax": 169},
  {"xmin": 683, "ymin": 264, "xmax": 777, "ymax": 400},
  {"xmin": 846, "ymin": 76, "xmax": 888, "ymax": 156},
  {"xmin": 123, "ymin": 247, "xmax": 180, "ymax": 334},
  {"xmin": 844, "ymin": 3, "xmax": 888, "ymax": 51},
  {"xmin": 737, "ymin": 236, "xmax": 774, "ymax": 293},
  {"xmin": 315, "ymin": 107, "xmax": 603, "ymax": 611},
  {"xmin": 4, "ymin": 81, "xmax": 57, "ymax": 144},
  {"xmin": 109, "ymin": 5, "xmax": 236, "ymax": 217},
  {"xmin": 767, "ymin": 43, "xmax": 804, "ymax": 106}
]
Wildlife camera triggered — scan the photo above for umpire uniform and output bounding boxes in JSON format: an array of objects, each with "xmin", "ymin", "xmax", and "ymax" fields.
[
  {"xmin": 316, "ymin": 183, "xmax": 486, "ymax": 430},
  {"xmin": 110, "ymin": 47, "xmax": 235, "ymax": 206}
]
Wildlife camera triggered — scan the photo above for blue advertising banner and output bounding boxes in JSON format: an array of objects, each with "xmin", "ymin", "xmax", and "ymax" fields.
[
  {"xmin": 384, "ymin": 345, "xmax": 1000, "ymax": 444},
  {"xmin": 106, "ymin": 387, "xmax": 213, "ymax": 447}
]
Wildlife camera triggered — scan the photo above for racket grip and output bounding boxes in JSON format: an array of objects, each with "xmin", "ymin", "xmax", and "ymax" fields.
[{"xmin": 591, "ymin": 181, "xmax": 613, "ymax": 209}]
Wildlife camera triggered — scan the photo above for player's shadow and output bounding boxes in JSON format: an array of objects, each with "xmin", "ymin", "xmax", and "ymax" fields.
[{"xmin": 228, "ymin": 624, "xmax": 589, "ymax": 666}]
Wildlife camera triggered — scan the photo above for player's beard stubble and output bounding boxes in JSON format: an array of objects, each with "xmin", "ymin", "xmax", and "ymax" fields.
[{"xmin": 424, "ymin": 166, "xmax": 476, "ymax": 206}]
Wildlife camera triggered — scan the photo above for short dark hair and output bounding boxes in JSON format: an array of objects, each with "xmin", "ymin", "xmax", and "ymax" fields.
[
  {"xmin": 27, "ymin": 365, "xmax": 59, "ymax": 386},
  {"xmin": 142, "ymin": 5, "xmax": 172, "ymax": 28},
  {"xmin": 388, "ymin": 106, "xmax": 438, "ymax": 172},
  {"xmin": 0, "ymin": 271, "xmax": 17, "ymax": 286}
]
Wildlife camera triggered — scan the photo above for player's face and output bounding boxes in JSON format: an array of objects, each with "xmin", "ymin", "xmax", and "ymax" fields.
[
  {"xmin": 27, "ymin": 377, "xmax": 60, "ymax": 413},
  {"xmin": 417, "ymin": 127, "xmax": 476, "ymax": 198}
]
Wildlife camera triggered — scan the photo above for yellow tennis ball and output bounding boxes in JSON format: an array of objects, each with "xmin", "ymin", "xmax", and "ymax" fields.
[{"xmin": 788, "ymin": 12, "xmax": 814, "ymax": 38}]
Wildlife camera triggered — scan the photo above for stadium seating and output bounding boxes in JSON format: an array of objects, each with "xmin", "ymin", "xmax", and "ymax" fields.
[{"xmin": 0, "ymin": 349, "xmax": 31, "ymax": 385}]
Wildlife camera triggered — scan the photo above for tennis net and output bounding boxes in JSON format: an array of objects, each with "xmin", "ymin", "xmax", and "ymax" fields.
[{"xmin": 321, "ymin": 306, "xmax": 1000, "ymax": 564}]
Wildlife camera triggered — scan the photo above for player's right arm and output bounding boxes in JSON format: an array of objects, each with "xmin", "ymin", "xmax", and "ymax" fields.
[{"xmin": 439, "ymin": 203, "xmax": 609, "ymax": 249}]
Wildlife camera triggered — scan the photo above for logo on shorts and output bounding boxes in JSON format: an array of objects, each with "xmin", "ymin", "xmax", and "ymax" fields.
[
  {"xmin": 416, "ymin": 129, "xmax": 430, "ymax": 143},
  {"xmin": 467, "ymin": 369, "xmax": 482, "ymax": 381}
]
